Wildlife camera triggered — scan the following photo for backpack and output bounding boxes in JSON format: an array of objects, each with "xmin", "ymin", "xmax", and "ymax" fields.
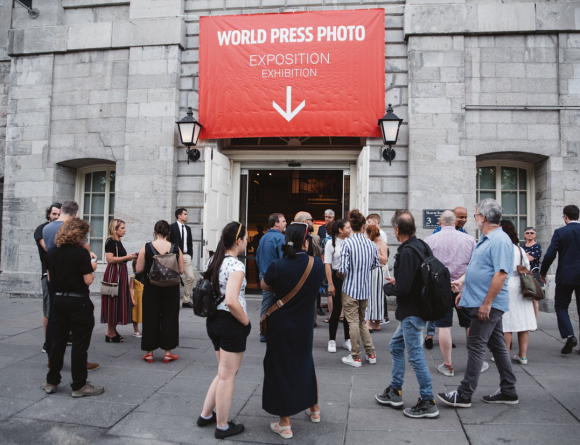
[
  {"xmin": 148, "ymin": 243, "xmax": 181, "ymax": 287},
  {"xmin": 191, "ymin": 277, "xmax": 225, "ymax": 318},
  {"xmin": 405, "ymin": 240, "xmax": 454, "ymax": 321}
]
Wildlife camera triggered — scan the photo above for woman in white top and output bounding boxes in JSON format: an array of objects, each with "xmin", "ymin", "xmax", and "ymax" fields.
[
  {"xmin": 325, "ymin": 219, "xmax": 352, "ymax": 353},
  {"xmin": 500, "ymin": 220, "xmax": 537, "ymax": 365},
  {"xmin": 198, "ymin": 222, "xmax": 250, "ymax": 440}
]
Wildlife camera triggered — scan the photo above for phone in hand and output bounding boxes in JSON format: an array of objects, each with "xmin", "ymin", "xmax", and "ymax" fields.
[{"xmin": 91, "ymin": 258, "xmax": 97, "ymax": 263}]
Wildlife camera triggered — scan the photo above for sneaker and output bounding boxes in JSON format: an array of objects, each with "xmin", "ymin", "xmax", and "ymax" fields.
[
  {"xmin": 561, "ymin": 336, "xmax": 578, "ymax": 354},
  {"xmin": 437, "ymin": 390, "xmax": 471, "ymax": 408},
  {"xmin": 41, "ymin": 381, "xmax": 57, "ymax": 394},
  {"xmin": 481, "ymin": 361, "xmax": 489, "ymax": 373},
  {"xmin": 197, "ymin": 412, "xmax": 216, "ymax": 427},
  {"xmin": 342, "ymin": 339, "xmax": 352, "ymax": 351},
  {"xmin": 41, "ymin": 343, "xmax": 47, "ymax": 353},
  {"xmin": 87, "ymin": 362, "xmax": 100, "ymax": 372},
  {"xmin": 380, "ymin": 318, "xmax": 390, "ymax": 325},
  {"xmin": 132, "ymin": 332, "xmax": 142, "ymax": 338},
  {"xmin": 365, "ymin": 354, "xmax": 377, "ymax": 364},
  {"xmin": 482, "ymin": 389, "xmax": 519, "ymax": 405},
  {"xmin": 317, "ymin": 307, "xmax": 325, "ymax": 316},
  {"xmin": 72, "ymin": 382, "xmax": 104, "ymax": 398},
  {"xmin": 513, "ymin": 354, "xmax": 527, "ymax": 365},
  {"xmin": 437, "ymin": 363, "xmax": 454, "ymax": 377},
  {"xmin": 342, "ymin": 355, "xmax": 362, "ymax": 368},
  {"xmin": 328, "ymin": 340, "xmax": 337, "ymax": 353},
  {"xmin": 215, "ymin": 421, "xmax": 244, "ymax": 439},
  {"xmin": 403, "ymin": 398, "xmax": 439, "ymax": 419},
  {"xmin": 425, "ymin": 337, "xmax": 433, "ymax": 350},
  {"xmin": 375, "ymin": 386, "xmax": 404, "ymax": 408}
]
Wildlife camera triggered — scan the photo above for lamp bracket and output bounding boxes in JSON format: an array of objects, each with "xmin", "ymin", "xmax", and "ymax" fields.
[
  {"xmin": 382, "ymin": 146, "xmax": 396, "ymax": 166},
  {"xmin": 186, "ymin": 147, "xmax": 200, "ymax": 164}
]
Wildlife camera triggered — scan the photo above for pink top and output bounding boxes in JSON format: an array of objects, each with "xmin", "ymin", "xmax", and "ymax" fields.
[{"xmin": 424, "ymin": 226, "xmax": 476, "ymax": 280}]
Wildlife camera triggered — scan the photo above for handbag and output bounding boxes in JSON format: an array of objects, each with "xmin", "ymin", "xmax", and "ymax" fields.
[
  {"xmin": 516, "ymin": 247, "xmax": 545, "ymax": 301},
  {"xmin": 148, "ymin": 242, "xmax": 181, "ymax": 287},
  {"xmin": 260, "ymin": 256, "xmax": 314, "ymax": 338},
  {"xmin": 191, "ymin": 277, "xmax": 225, "ymax": 318},
  {"xmin": 100, "ymin": 238, "xmax": 119, "ymax": 297}
]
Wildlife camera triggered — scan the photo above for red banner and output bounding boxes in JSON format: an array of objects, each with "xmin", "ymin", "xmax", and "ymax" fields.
[{"xmin": 199, "ymin": 9, "xmax": 385, "ymax": 139}]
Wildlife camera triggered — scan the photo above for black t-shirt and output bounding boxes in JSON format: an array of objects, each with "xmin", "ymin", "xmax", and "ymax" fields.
[
  {"xmin": 105, "ymin": 238, "xmax": 128, "ymax": 261},
  {"xmin": 46, "ymin": 245, "xmax": 94, "ymax": 296},
  {"xmin": 34, "ymin": 222, "xmax": 49, "ymax": 273}
]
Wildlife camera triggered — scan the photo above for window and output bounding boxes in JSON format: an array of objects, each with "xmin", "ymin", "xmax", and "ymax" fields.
[
  {"xmin": 78, "ymin": 167, "xmax": 116, "ymax": 261},
  {"xmin": 477, "ymin": 162, "xmax": 533, "ymax": 241}
]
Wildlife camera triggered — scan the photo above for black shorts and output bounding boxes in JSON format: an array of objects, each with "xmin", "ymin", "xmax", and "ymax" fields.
[
  {"xmin": 207, "ymin": 310, "xmax": 251, "ymax": 353},
  {"xmin": 434, "ymin": 293, "xmax": 471, "ymax": 329}
]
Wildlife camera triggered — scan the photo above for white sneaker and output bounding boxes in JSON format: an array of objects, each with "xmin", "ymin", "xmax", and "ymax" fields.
[
  {"xmin": 327, "ymin": 340, "xmax": 337, "ymax": 353},
  {"xmin": 437, "ymin": 363, "xmax": 455, "ymax": 377},
  {"xmin": 481, "ymin": 361, "xmax": 490, "ymax": 373},
  {"xmin": 513, "ymin": 354, "xmax": 527, "ymax": 365},
  {"xmin": 342, "ymin": 354, "xmax": 362, "ymax": 368},
  {"xmin": 132, "ymin": 332, "xmax": 142, "ymax": 338},
  {"xmin": 365, "ymin": 354, "xmax": 377, "ymax": 364},
  {"xmin": 342, "ymin": 339, "xmax": 352, "ymax": 351}
]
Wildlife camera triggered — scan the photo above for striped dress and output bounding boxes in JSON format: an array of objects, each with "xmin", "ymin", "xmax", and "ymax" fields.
[
  {"xmin": 365, "ymin": 266, "xmax": 385, "ymax": 321},
  {"xmin": 101, "ymin": 238, "xmax": 132, "ymax": 325}
]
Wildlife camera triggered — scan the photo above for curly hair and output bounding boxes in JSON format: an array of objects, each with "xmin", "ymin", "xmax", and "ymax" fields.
[{"xmin": 55, "ymin": 218, "xmax": 91, "ymax": 247}]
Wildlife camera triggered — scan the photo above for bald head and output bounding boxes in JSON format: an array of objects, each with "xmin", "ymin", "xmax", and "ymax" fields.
[
  {"xmin": 453, "ymin": 206, "xmax": 468, "ymax": 229},
  {"xmin": 294, "ymin": 211, "xmax": 311, "ymax": 223},
  {"xmin": 440, "ymin": 210, "xmax": 456, "ymax": 227}
]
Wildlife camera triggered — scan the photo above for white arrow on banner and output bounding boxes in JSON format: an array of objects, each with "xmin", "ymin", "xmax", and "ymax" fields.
[{"xmin": 272, "ymin": 86, "xmax": 306, "ymax": 122}]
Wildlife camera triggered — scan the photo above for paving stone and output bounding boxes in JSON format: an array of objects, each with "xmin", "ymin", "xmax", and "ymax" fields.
[
  {"xmin": 136, "ymin": 391, "xmax": 247, "ymax": 418},
  {"xmin": 345, "ymin": 430, "xmax": 469, "ymax": 444},
  {"xmin": 16, "ymin": 396, "xmax": 137, "ymax": 428},
  {"xmin": 465, "ymin": 424, "xmax": 580, "ymax": 445},
  {"xmin": 0, "ymin": 396, "xmax": 36, "ymax": 421},
  {"xmin": 348, "ymin": 407, "xmax": 462, "ymax": 431},
  {"xmin": 456, "ymin": 400, "xmax": 578, "ymax": 425},
  {"xmin": 0, "ymin": 418, "xmax": 105, "ymax": 445}
]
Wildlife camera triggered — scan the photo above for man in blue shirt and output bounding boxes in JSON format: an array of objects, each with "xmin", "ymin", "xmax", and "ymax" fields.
[
  {"xmin": 256, "ymin": 213, "xmax": 287, "ymax": 342},
  {"xmin": 438, "ymin": 199, "xmax": 518, "ymax": 408}
]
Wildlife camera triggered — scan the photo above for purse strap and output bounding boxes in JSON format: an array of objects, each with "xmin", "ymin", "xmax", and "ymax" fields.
[{"xmin": 265, "ymin": 256, "xmax": 314, "ymax": 318}]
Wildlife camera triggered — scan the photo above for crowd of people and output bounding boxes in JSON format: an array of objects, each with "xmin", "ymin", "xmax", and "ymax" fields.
[{"xmin": 33, "ymin": 199, "xmax": 580, "ymax": 439}]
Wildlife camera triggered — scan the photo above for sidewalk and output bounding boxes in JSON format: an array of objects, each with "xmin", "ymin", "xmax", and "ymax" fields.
[{"xmin": 0, "ymin": 296, "xmax": 578, "ymax": 445}]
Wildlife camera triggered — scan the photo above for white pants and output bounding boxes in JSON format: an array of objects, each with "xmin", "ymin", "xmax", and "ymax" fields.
[{"xmin": 182, "ymin": 254, "xmax": 195, "ymax": 303}]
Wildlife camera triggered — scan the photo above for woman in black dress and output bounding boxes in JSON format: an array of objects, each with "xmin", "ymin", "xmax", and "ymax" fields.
[
  {"xmin": 523, "ymin": 226, "xmax": 542, "ymax": 319},
  {"xmin": 101, "ymin": 219, "xmax": 138, "ymax": 342},
  {"xmin": 135, "ymin": 220, "xmax": 184, "ymax": 363},
  {"xmin": 261, "ymin": 223, "xmax": 325, "ymax": 439}
]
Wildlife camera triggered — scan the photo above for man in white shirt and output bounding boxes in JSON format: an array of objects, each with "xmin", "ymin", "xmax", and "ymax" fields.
[{"xmin": 169, "ymin": 209, "xmax": 195, "ymax": 307}]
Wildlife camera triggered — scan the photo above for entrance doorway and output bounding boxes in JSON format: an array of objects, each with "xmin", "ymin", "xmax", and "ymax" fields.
[{"xmin": 242, "ymin": 169, "xmax": 349, "ymax": 290}]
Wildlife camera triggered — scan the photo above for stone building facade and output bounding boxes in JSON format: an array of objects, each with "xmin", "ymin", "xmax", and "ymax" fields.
[{"xmin": 0, "ymin": 0, "xmax": 578, "ymax": 308}]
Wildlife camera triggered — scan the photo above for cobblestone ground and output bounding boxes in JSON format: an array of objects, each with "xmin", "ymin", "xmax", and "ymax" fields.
[{"xmin": 0, "ymin": 296, "xmax": 579, "ymax": 445}]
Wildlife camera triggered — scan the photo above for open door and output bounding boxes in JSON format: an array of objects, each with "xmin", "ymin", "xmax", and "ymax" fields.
[
  {"xmin": 353, "ymin": 146, "xmax": 369, "ymax": 215},
  {"xmin": 202, "ymin": 148, "xmax": 233, "ymax": 266}
]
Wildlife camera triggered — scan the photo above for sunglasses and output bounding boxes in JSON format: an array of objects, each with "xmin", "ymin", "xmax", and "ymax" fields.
[{"xmin": 524, "ymin": 232, "xmax": 535, "ymax": 235}]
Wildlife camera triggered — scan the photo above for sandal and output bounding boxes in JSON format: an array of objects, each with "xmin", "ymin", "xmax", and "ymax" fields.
[
  {"xmin": 163, "ymin": 353, "xmax": 178, "ymax": 363},
  {"xmin": 323, "ymin": 318, "xmax": 330, "ymax": 323},
  {"xmin": 115, "ymin": 330, "xmax": 124, "ymax": 340},
  {"xmin": 142, "ymin": 354, "xmax": 153, "ymax": 363},
  {"xmin": 105, "ymin": 334, "xmax": 123, "ymax": 343},
  {"xmin": 305, "ymin": 408, "xmax": 321, "ymax": 423},
  {"xmin": 270, "ymin": 421, "xmax": 293, "ymax": 439}
]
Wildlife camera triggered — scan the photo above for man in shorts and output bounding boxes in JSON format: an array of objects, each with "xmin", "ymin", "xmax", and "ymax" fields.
[
  {"xmin": 34, "ymin": 203, "xmax": 61, "ymax": 352},
  {"xmin": 424, "ymin": 210, "xmax": 487, "ymax": 376}
]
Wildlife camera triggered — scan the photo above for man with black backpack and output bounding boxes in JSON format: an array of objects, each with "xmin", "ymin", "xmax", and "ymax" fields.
[{"xmin": 374, "ymin": 210, "xmax": 440, "ymax": 419}]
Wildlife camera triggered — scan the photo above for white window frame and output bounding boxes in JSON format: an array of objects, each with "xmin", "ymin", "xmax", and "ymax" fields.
[
  {"xmin": 476, "ymin": 161, "xmax": 535, "ymax": 241},
  {"xmin": 76, "ymin": 165, "xmax": 116, "ymax": 262}
]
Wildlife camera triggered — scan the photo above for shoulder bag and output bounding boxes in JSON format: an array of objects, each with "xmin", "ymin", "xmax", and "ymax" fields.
[
  {"xmin": 516, "ymin": 247, "xmax": 545, "ymax": 301},
  {"xmin": 101, "ymin": 238, "xmax": 119, "ymax": 297},
  {"xmin": 260, "ymin": 256, "xmax": 314, "ymax": 338}
]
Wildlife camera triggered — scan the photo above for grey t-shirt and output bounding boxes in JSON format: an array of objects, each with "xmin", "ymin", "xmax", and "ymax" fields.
[{"xmin": 42, "ymin": 221, "xmax": 64, "ymax": 251}]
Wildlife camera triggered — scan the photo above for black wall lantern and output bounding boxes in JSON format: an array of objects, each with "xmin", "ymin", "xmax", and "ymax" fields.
[
  {"xmin": 176, "ymin": 107, "xmax": 203, "ymax": 163},
  {"xmin": 378, "ymin": 103, "xmax": 403, "ymax": 166}
]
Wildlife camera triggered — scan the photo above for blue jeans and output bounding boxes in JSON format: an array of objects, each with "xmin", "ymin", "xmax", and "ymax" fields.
[
  {"xmin": 390, "ymin": 316, "xmax": 434, "ymax": 401},
  {"xmin": 259, "ymin": 274, "xmax": 276, "ymax": 341},
  {"xmin": 426, "ymin": 321, "xmax": 436, "ymax": 337}
]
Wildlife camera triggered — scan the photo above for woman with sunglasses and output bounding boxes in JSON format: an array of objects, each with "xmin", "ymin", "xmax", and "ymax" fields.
[
  {"xmin": 198, "ymin": 222, "xmax": 250, "ymax": 440},
  {"xmin": 523, "ymin": 226, "xmax": 542, "ymax": 319},
  {"xmin": 261, "ymin": 222, "xmax": 325, "ymax": 439}
]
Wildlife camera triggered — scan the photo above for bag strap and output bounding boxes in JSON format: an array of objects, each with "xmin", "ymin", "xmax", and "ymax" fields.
[
  {"xmin": 265, "ymin": 256, "xmax": 314, "ymax": 318},
  {"xmin": 518, "ymin": 246, "xmax": 524, "ymax": 267}
]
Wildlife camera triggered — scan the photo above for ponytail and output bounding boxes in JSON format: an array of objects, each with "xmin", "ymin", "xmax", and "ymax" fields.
[
  {"xmin": 281, "ymin": 223, "xmax": 309, "ymax": 259},
  {"xmin": 328, "ymin": 219, "xmax": 347, "ymax": 248},
  {"xmin": 203, "ymin": 222, "xmax": 246, "ymax": 297}
]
